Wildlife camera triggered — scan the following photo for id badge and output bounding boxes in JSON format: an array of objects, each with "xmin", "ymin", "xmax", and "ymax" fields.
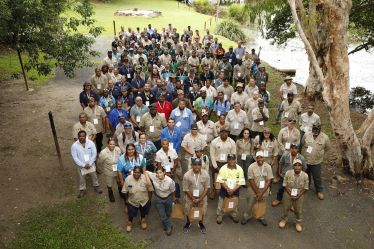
[
  {"xmin": 219, "ymin": 154, "xmax": 226, "ymax": 161},
  {"xmin": 291, "ymin": 188, "xmax": 298, "ymax": 196},
  {"xmin": 127, "ymin": 73, "xmax": 131, "ymax": 78},
  {"xmin": 217, "ymin": 110, "xmax": 221, "ymax": 116},
  {"xmin": 83, "ymin": 154, "xmax": 89, "ymax": 162},
  {"xmin": 285, "ymin": 142, "xmax": 291, "ymax": 150},
  {"xmin": 169, "ymin": 143, "xmax": 174, "ymax": 149},
  {"xmin": 284, "ymin": 112, "xmax": 289, "ymax": 118},
  {"xmin": 93, "ymin": 118, "xmax": 99, "ymax": 125},
  {"xmin": 259, "ymin": 121, "xmax": 264, "ymax": 126},
  {"xmin": 146, "ymin": 101, "xmax": 150, "ymax": 106},
  {"xmin": 149, "ymin": 126, "xmax": 155, "ymax": 132},
  {"xmin": 228, "ymin": 201, "xmax": 234, "ymax": 208},
  {"xmin": 307, "ymin": 146, "xmax": 313, "ymax": 153},
  {"xmin": 241, "ymin": 154, "xmax": 246, "ymax": 160},
  {"xmin": 176, "ymin": 121, "xmax": 181, "ymax": 127},
  {"xmin": 136, "ymin": 116, "xmax": 141, "ymax": 122},
  {"xmin": 263, "ymin": 150, "xmax": 269, "ymax": 157},
  {"xmin": 112, "ymin": 164, "xmax": 118, "ymax": 171},
  {"xmin": 165, "ymin": 164, "xmax": 171, "ymax": 172},
  {"xmin": 193, "ymin": 189, "xmax": 200, "ymax": 197},
  {"xmin": 106, "ymin": 107, "xmax": 111, "ymax": 112},
  {"xmin": 259, "ymin": 180, "xmax": 265, "ymax": 189},
  {"xmin": 283, "ymin": 93, "xmax": 287, "ymax": 99},
  {"xmin": 193, "ymin": 210, "xmax": 200, "ymax": 218},
  {"xmin": 234, "ymin": 122, "xmax": 239, "ymax": 129},
  {"xmin": 97, "ymin": 84, "xmax": 102, "ymax": 90}
]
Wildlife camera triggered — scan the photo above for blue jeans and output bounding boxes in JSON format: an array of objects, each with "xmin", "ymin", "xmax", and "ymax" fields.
[{"xmin": 155, "ymin": 195, "xmax": 173, "ymax": 230}]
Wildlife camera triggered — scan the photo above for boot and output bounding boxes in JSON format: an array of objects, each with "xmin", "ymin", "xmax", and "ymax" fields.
[{"xmin": 108, "ymin": 187, "xmax": 115, "ymax": 202}]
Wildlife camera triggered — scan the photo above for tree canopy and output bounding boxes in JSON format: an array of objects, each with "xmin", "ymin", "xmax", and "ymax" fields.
[{"xmin": 0, "ymin": 0, "xmax": 103, "ymax": 78}]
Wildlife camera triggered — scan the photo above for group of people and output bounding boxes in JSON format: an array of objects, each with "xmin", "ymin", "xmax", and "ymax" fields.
[{"xmin": 71, "ymin": 23, "xmax": 330, "ymax": 235}]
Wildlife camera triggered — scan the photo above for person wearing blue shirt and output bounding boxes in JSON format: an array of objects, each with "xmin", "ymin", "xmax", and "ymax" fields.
[
  {"xmin": 79, "ymin": 81, "xmax": 99, "ymax": 109},
  {"xmin": 99, "ymin": 89, "xmax": 116, "ymax": 113},
  {"xmin": 71, "ymin": 130, "xmax": 102, "ymax": 198},
  {"xmin": 160, "ymin": 118, "xmax": 182, "ymax": 154},
  {"xmin": 213, "ymin": 91, "xmax": 231, "ymax": 117},
  {"xmin": 169, "ymin": 99, "xmax": 193, "ymax": 137},
  {"xmin": 117, "ymin": 143, "xmax": 146, "ymax": 184},
  {"xmin": 130, "ymin": 71, "xmax": 145, "ymax": 95},
  {"xmin": 108, "ymin": 100, "xmax": 129, "ymax": 131}
]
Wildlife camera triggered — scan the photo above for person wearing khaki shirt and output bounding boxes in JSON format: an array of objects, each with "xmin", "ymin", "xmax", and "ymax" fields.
[
  {"xmin": 139, "ymin": 104, "xmax": 167, "ymax": 149},
  {"xmin": 250, "ymin": 99, "xmax": 269, "ymax": 137},
  {"xmin": 197, "ymin": 112, "xmax": 218, "ymax": 145},
  {"xmin": 217, "ymin": 79, "xmax": 234, "ymax": 101},
  {"xmin": 244, "ymin": 91, "xmax": 260, "ymax": 127},
  {"xmin": 301, "ymin": 123, "xmax": 330, "ymax": 200},
  {"xmin": 278, "ymin": 119, "xmax": 301, "ymax": 155},
  {"xmin": 181, "ymin": 124, "xmax": 207, "ymax": 170},
  {"xmin": 97, "ymin": 139, "xmax": 121, "ymax": 202},
  {"xmin": 279, "ymin": 159, "xmax": 309, "ymax": 232},
  {"xmin": 72, "ymin": 112, "xmax": 97, "ymax": 141},
  {"xmin": 241, "ymin": 151, "xmax": 273, "ymax": 226},
  {"xmin": 236, "ymin": 128, "xmax": 254, "ymax": 186},
  {"xmin": 230, "ymin": 83, "xmax": 249, "ymax": 107},
  {"xmin": 225, "ymin": 102, "xmax": 249, "ymax": 140},
  {"xmin": 280, "ymin": 93, "xmax": 302, "ymax": 128},
  {"xmin": 90, "ymin": 67, "xmax": 108, "ymax": 94}
]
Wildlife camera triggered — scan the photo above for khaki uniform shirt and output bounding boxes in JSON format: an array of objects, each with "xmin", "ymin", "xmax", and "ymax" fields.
[
  {"xmin": 236, "ymin": 139, "xmax": 253, "ymax": 158},
  {"xmin": 283, "ymin": 170, "xmax": 309, "ymax": 192},
  {"xmin": 84, "ymin": 106, "xmax": 107, "ymax": 133},
  {"xmin": 183, "ymin": 169, "xmax": 210, "ymax": 201},
  {"xmin": 233, "ymin": 64, "xmax": 246, "ymax": 79},
  {"xmin": 299, "ymin": 113, "xmax": 321, "ymax": 133},
  {"xmin": 244, "ymin": 85, "xmax": 258, "ymax": 97},
  {"xmin": 279, "ymin": 83, "xmax": 297, "ymax": 99},
  {"xmin": 248, "ymin": 162, "xmax": 273, "ymax": 195},
  {"xmin": 244, "ymin": 97, "xmax": 259, "ymax": 124},
  {"xmin": 187, "ymin": 56, "xmax": 200, "ymax": 67},
  {"xmin": 251, "ymin": 107, "xmax": 269, "ymax": 132},
  {"xmin": 225, "ymin": 109, "xmax": 249, "ymax": 136},
  {"xmin": 139, "ymin": 113, "xmax": 167, "ymax": 142},
  {"xmin": 90, "ymin": 74, "xmax": 108, "ymax": 92},
  {"xmin": 302, "ymin": 132, "xmax": 330, "ymax": 165},
  {"xmin": 277, "ymin": 127, "xmax": 301, "ymax": 154},
  {"xmin": 217, "ymin": 85, "xmax": 235, "ymax": 101},
  {"xmin": 147, "ymin": 171, "xmax": 175, "ymax": 198},
  {"xmin": 72, "ymin": 121, "xmax": 97, "ymax": 139},
  {"xmin": 155, "ymin": 148, "xmax": 178, "ymax": 172},
  {"xmin": 252, "ymin": 136, "xmax": 278, "ymax": 164},
  {"xmin": 280, "ymin": 100, "xmax": 302, "ymax": 127},
  {"xmin": 98, "ymin": 147, "xmax": 121, "ymax": 177},
  {"xmin": 181, "ymin": 133, "xmax": 207, "ymax": 159},
  {"xmin": 123, "ymin": 175, "xmax": 153, "ymax": 207},
  {"xmin": 197, "ymin": 120, "xmax": 218, "ymax": 143},
  {"xmin": 210, "ymin": 137, "xmax": 236, "ymax": 168},
  {"xmin": 117, "ymin": 131, "xmax": 139, "ymax": 153},
  {"xmin": 231, "ymin": 92, "xmax": 249, "ymax": 107}
]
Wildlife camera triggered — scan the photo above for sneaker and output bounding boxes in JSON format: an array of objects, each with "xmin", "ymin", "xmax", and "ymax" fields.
[
  {"xmin": 296, "ymin": 223, "xmax": 303, "ymax": 232},
  {"xmin": 258, "ymin": 219, "xmax": 268, "ymax": 226},
  {"xmin": 317, "ymin": 192, "xmax": 324, "ymax": 200},
  {"xmin": 126, "ymin": 221, "xmax": 132, "ymax": 232},
  {"xmin": 140, "ymin": 218, "xmax": 147, "ymax": 230},
  {"xmin": 165, "ymin": 226, "xmax": 173, "ymax": 236},
  {"xmin": 271, "ymin": 199, "xmax": 281, "ymax": 207},
  {"xmin": 94, "ymin": 186, "xmax": 103, "ymax": 194},
  {"xmin": 77, "ymin": 190, "xmax": 86, "ymax": 198},
  {"xmin": 198, "ymin": 222, "xmax": 206, "ymax": 234},
  {"xmin": 241, "ymin": 218, "xmax": 249, "ymax": 225},
  {"xmin": 231, "ymin": 216, "xmax": 239, "ymax": 223},
  {"xmin": 279, "ymin": 219, "xmax": 287, "ymax": 229},
  {"xmin": 183, "ymin": 222, "xmax": 191, "ymax": 233},
  {"xmin": 216, "ymin": 216, "xmax": 223, "ymax": 224}
]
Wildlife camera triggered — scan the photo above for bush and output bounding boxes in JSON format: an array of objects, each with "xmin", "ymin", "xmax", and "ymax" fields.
[
  {"xmin": 349, "ymin": 87, "xmax": 374, "ymax": 113},
  {"xmin": 228, "ymin": 4, "xmax": 248, "ymax": 23},
  {"xmin": 193, "ymin": 0, "xmax": 216, "ymax": 15},
  {"xmin": 216, "ymin": 19, "xmax": 246, "ymax": 43}
]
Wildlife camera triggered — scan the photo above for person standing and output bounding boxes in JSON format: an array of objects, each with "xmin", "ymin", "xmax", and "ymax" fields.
[
  {"xmin": 279, "ymin": 93, "xmax": 302, "ymax": 128},
  {"xmin": 213, "ymin": 91, "xmax": 231, "ymax": 117},
  {"xmin": 236, "ymin": 128, "xmax": 253, "ymax": 187},
  {"xmin": 139, "ymin": 104, "xmax": 167, "ymax": 149},
  {"xmin": 278, "ymin": 159, "xmax": 309, "ymax": 232},
  {"xmin": 196, "ymin": 109, "xmax": 218, "ymax": 145},
  {"xmin": 241, "ymin": 151, "xmax": 273, "ymax": 226},
  {"xmin": 97, "ymin": 138, "xmax": 121, "ymax": 202},
  {"xmin": 72, "ymin": 112, "xmax": 97, "ymax": 141},
  {"xmin": 277, "ymin": 119, "xmax": 301, "ymax": 156},
  {"xmin": 155, "ymin": 93, "xmax": 173, "ymax": 121},
  {"xmin": 160, "ymin": 118, "xmax": 182, "ymax": 154},
  {"xmin": 135, "ymin": 133, "xmax": 157, "ymax": 172},
  {"xmin": 250, "ymin": 99, "xmax": 269, "ymax": 138},
  {"xmin": 117, "ymin": 123, "xmax": 139, "ymax": 153},
  {"xmin": 182, "ymin": 158, "xmax": 210, "ymax": 234},
  {"xmin": 301, "ymin": 123, "xmax": 330, "ymax": 200},
  {"xmin": 299, "ymin": 105, "xmax": 320, "ymax": 143},
  {"xmin": 181, "ymin": 124, "xmax": 207, "ymax": 171},
  {"xmin": 225, "ymin": 102, "xmax": 249, "ymax": 141},
  {"xmin": 170, "ymin": 99, "xmax": 193, "ymax": 137},
  {"xmin": 71, "ymin": 130, "xmax": 102, "ymax": 198},
  {"xmin": 129, "ymin": 97, "xmax": 149, "ymax": 131}
]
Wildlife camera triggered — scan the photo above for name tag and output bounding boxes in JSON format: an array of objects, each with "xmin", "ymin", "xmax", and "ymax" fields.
[
  {"xmin": 202, "ymin": 134, "xmax": 207, "ymax": 141},
  {"xmin": 193, "ymin": 189, "xmax": 200, "ymax": 197},
  {"xmin": 217, "ymin": 110, "xmax": 221, "ymax": 116},
  {"xmin": 112, "ymin": 164, "xmax": 118, "ymax": 171},
  {"xmin": 291, "ymin": 188, "xmax": 298, "ymax": 196},
  {"xmin": 165, "ymin": 164, "xmax": 171, "ymax": 172},
  {"xmin": 229, "ymin": 59, "xmax": 232, "ymax": 63},
  {"xmin": 241, "ymin": 154, "xmax": 246, "ymax": 160},
  {"xmin": 283, "ymin": 93, "xmax": 287, "ymax": 99},
  {"xmin": 227, "ymin": 178, "xmax": 236, "ymax": 189},
  {"xmin": 136, "ymin": 116, "xmax": 141, "ymax": 122},
  {"xmin": 259, "ymin": 121, "xmax": 264, "ymax": 126},
  {"xmin": 145, "ymin": 101, "xmax": 150, "ymax": 106},
  {"xmin": 238, "ymin": 72, "xmax": 241, "ymax": 77},
  {"xmin": 127, "ymin": 73, "xmax": 131, "ymax": 78},
  {"xmin": 259, "ymin": 180, "xmax": 265, "ymax": 189},
  {"xmin": 106, "ymin": 107, "xmax": 111, "ymax": 112},
  {"xmin": 285, "ymin": 142, "xmax": 291, "ymax": 150},
  {"xmin": 263, "ymin": 150, "xmax": 269, "ymax": 157},
  {"xmin": 284, "ymin": 112, "xmax": 289, "ymax": 118},
  {"xmin": 149, "ymin": 126, "xmax": 154, "ymax": 132},
  {"xmin": 193, "ymin": 210, "xmax": 200, "ymax": 218},
  {"xmin": 234, "ymin": 123, "xmax": 239, "ymax": 129},
  {"xmin": 304, "ymin": 127, "xmax": 310, "ymax": 132},
  {"xmin": 176, "ymin": 121, "xmax": 182, "ymax": 127},
  {"xmin": 83, "ymin": 154, "xmax": 89, "ymax": 162},
  {"xmin": 93, "ymin": 118, "xmax": 99, "ymax": 125},
  {"xmin": 307, "ymin": 146, "xmax": 313, "ymax": 153},
  {"xmin": 189, "ymin": 87, "xmax": 193, "ymax": 91},
  {"xmin": 228, "ymin": 201, "xmax": 234, "ymax": 209},
  {"xmin": 224, "ymin": 94, "xmax": 228, "ymax": 100},
  {"xmin": 219, "ymin": 154, "xmax": 226, "ymax": 161},
  {"xmin": 97, "ymin": 84, "xmax": 102, "ymax": 90},
  {"xmin": 170, "ymin": 143, "xmax": 174, "ymax": 149}
]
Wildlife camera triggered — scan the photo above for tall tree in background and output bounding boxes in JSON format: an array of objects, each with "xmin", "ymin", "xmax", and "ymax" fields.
[{"xmin": 0, "ymin": 0, "xmax": 103, "ymax": 90}]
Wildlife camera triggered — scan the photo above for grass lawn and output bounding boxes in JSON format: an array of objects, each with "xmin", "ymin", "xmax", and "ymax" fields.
[{"xmin": 5, "ymin": 197, "xmax": 146, "ymax": 249}]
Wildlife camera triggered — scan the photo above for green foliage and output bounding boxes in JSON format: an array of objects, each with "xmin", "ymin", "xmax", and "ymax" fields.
[
  {"xmin": 228, "ymin": 4, "xmax": 248, "ymax": 23},
  {"xmin": 349, "ymin": 87, "xmax": 374, "ymax": 114},
  {"xmin": 5, "ymin": 198, "xmax": 146, "ymax": 249},
  {"xmin": 193, "ymin": 0, "xmax": 216, "ymax": 15},
  {"xmin": 216, "ymin": 19, "xmax": 246, "ymax": 43},
  {"xmin": 0, "ymin": 0, "xmax": 103, "ymax": 78}
]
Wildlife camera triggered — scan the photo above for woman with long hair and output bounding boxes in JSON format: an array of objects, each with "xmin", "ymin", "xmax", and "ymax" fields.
[
  {"xmin": 236, "ymin": 128, "xmax": 254, "ymax": 187},
  {"xmin": 135, "ymin": 133, "xmax": 157, "ymax": 172}
]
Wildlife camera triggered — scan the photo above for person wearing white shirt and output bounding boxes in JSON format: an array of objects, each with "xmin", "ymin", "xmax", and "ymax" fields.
[
  {"xmin": 71, "ymin": 130, "xmax": 102, "ymax": 198},
  {"xmin": 299, "ymin": 105, "xmax": 320, "ymax": 143}
]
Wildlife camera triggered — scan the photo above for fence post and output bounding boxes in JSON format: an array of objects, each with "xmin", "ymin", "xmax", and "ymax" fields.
[{"xmin": 48, "ymin": 111, "xmax": 64, "ymax": 169}]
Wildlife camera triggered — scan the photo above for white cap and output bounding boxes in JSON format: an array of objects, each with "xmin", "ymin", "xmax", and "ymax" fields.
[
  {"xmin": 256, "ymin": 151, "xmax": 264, "ymax": 158},
  {"xmin": 293, "ymin": 159, "xmax": 302, "ymax": 165}
]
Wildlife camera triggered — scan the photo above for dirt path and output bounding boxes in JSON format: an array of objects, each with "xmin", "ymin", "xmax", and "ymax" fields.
[{"xmin": 0, "ymin": 37, "xmax": 373, "ymax": 248}]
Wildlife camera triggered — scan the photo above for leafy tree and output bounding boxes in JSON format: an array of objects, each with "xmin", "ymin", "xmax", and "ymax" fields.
[
  {"xmin": 0, "ymin": 0, "xmax": 103, "ymax": 89},
  {"xmin": 349, "ymin": 87, "xmax": 374, "ymax": 114}
]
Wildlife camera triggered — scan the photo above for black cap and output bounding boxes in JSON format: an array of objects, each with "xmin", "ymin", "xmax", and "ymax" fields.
[
  {"xmin": 191, "ymin": 157, "xmax": 202, "ymax": 165},
  {"xmin": 191, "ymin": 124, "xmax": 198, "ymax": 130},
  {"xmin": 227, "ymin": 154, "xmax": 236, "ymax": 160}
]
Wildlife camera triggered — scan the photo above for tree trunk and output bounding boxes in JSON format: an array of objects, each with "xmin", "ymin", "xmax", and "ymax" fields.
[{"xmin": 305, "ymin": 62, "xmax": 323, "ymax": 99}]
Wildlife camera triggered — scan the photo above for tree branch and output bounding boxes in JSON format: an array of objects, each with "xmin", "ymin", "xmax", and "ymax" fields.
[
  {"xmin": 357, "ymin": 108, "xmax": 374, "ymax": 136},
  {"xmin": 348, "ymin": 41, "xmax": 373, "ymax": 55}
]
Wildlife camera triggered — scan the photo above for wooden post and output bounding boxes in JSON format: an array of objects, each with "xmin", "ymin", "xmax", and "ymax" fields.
[
  {"xmin": 16, "ymin": 49, "xmax": 29, "ymax": 91},
  {"xmin": 113, "ymin": 20, "xmax": 116, "ymax": 36},
  {"xmin": 48, "ymin": 111, "xmax": 64, "ymax": 169}
]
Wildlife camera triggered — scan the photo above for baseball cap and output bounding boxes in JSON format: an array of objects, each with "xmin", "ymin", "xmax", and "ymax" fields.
[
  {"xmin": 191, "ymin": 157, "xmax": 202, "ymax": 165},
  {"xmin": 124, "ymin": 123, "xmax": 132, "ymax": 129},
  {"xmin": 191, "ymin": 124, "xmax": 198, "ymax": 130},
  {"xmin": 293, "ymin": 159, "xmax": 302, "ymax": 165},
  {"xmin": 256, "ymin": 151, "xmax": 264, "ymax": 157},
  {"xmin": 227, "ymin": 154, "xmax": 236, "ymax": 160}
]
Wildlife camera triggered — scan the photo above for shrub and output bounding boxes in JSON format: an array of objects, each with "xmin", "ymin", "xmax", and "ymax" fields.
[
  {"xmin": 193, "ymin": 0, "xmax": 216, "ymax": 15},
  {"xmin": 349, "ymin": 87, "xmax": 374, "ymax": 113},
  {"xmin": 228, "ymin": 4, "xmax": 248, "ymax": 23},
  {"xmin": 216, "ymin": 19, "xmax": 246, "ymax": 43}
]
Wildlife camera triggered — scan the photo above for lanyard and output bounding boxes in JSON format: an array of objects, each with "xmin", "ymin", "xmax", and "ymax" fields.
[
  {"xmin": 140, "ymin": 144, "xmax": 146, "ymax": 154},
  {"xmin": 259, "ymin": 165, "xmax": 265, "ymax": 178},
  {"xmin": 194, "ymin": 172, "xmax": 200, "ymax": 187},
  {"xmin": 168, "ymin": 128, "xmax": 174, "ymax": 137},
  {"xmin": 263, "ymin": 139, "xmax": 270, "ymax": 149},
  {"xmin": 110, "ymin": 149, "xmax": 116, "ymax": 163},
  {"xmin": 157, "ymin": 101, "xmax": 165, "ymax": 111}
]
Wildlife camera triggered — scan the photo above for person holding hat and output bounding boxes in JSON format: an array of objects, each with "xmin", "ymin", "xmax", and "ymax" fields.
[
  {"xmin": 216, "ymin": 154, "xmax": 245, "ymax": 224},
  {"xmin": 279, "ymin": 92, "xmax": 302, "ymax": 128},
  {"xmin": 231, "ymin": 82, "xmax": 249, "ymax": 107},
  {"xmin": 181, "ymin": 124, "xmax": 207, "ymax": 170},
  {"xmin": 182, "ymin": 157, "xmax": 210, "ymax": 233},
  {"xmin": 241, "ymin": 151, "xmax": 273, "ymax": 226},
  {"xmin": 272, "ymin": 143, "xmax": 305, "ymax": 207},
  {"xmin": 194, "ymin": 90, "xmax": 213, "ymax": 120},
  {"xmin": 254, "ymin": 64, "xmax": 268, "ymax": 86},
  {"xmin": 278, "ymin": 159, "xmax": 309, "ymax": 232},
  {"xmin": 80, "ymin": 81, "xmax": 99, "ymax": 109},
  {"xmin": 197, "ymin": 109, "xmax": 218, "ymax": 144},
  {"xmin": 278, "ymin": 118, "xmax": 301, "ymax": 155},
  {"xmin": 301, "ymin": 123, "xmax": 330, "ymax": 200}
]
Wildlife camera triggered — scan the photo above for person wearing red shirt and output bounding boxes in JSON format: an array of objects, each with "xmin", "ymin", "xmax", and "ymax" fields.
[{"xmin": 156, "ymin": 93, "xmax": 173, "ymax": 120}]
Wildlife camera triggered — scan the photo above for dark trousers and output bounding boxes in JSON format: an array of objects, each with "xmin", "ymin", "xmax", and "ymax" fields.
[
  {"xmin": 238, "ymin": 157, "xmax": 255, "ymax": 186},
  {"xmin": 276, "ymin": 177, "xmax": 285, "ymax": 201},
  {"xmin": 127, "ymin": 200, "xmax": 151, "ymax": 220},
  {"xmin": 155, "ymin": 195, "xmax": 173, "ymax": 230},
  {"xmin": 306, "ymin": 164, "xmax": 323, "ymax": 192},
  {"xmin": 300, "ymin": 130, "xmax": 305, "ymax": 148},
  {"xmin": 95, "ymin": 132, "xmax": 103, "ymax": 153}
]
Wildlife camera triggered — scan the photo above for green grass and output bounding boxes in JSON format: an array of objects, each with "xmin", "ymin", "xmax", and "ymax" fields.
[
  {"xmin": 0, "ymin": 51, "xmax": 55, "ymax": 88},
  {"xmin": 5, "ymin": 197, "xmax": 145, "ymax": 249}
]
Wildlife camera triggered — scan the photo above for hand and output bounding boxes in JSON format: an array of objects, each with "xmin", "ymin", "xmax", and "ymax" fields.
[
  {"xmin": 84, "ymin": 164, "xmax": 91, "ymax": 169},
  {"xmin": 192, "ymin": 198, "xmax": 200, "ymax": 204},
  {"xmin": 270, "ymin": 160, "xmax": 275, "ymax": 167},
  {"xmin": 227, "ymin": 188, "xmax": 233, "ymax": 196},
  {"xmin": 256, "ymin": 192, "xmax": 263, "ymax": 201}
]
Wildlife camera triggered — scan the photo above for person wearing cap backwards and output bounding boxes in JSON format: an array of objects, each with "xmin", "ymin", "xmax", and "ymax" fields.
[
  {"xmin": 272, "ymin": 143, "xmax": 306, "ymax": 207},
  {"xmin": 181, "ymin": 124, "xmax": 207, "ymax": 171},
  {"xmin": 226, "ymin": 102, "xmax": 250, "ymax": 141},
  {"xmin": 170, "ymin": 99, "xmax": 193, "ymax": 137},
  {"xmin": 250, "ymin": 99, "xmax": 269, "ymax": 138},
  {"xmin": 80, "ymin": 81, "xmax": 100, "ymax": 109},
  {"xmin": 278, "ymin": 118, "xmax": 301, "ymax": 155},
  {"xmin": 301, "ymin": 123, "xmax": 330, "ymax": 200},
  {"xmin": 216, "ymin": 154, "xmax": 245, "ymax": 224},
  {"xmin": 90, "ymin": 67, "xmax": 108, "ymax": 95},
  {"xmin": 274, "ymin": 76, "xmax": 298, "ymax": 125},
  {"xmin": 241, "ymin": 151, "xmax": 273, "ymax": 226},
  {"xmin": 182, "ymin": 157, "xmax": 210, "ymax": 233},
  {"xmin": 254, "ymin": 64, "xmax": 268, "ymax": 86},
  {"xmin": 233, "ymin": 59, "xmax": 246, "ymax": 82},
  {"xmin": 278, "ymin": 159, "xmax": 309, "ymax": 232},
  {"xmin": 108, "ymin": 100, "xmax": 129, "ymax": 133},
  {"xmin": 84, "ymin": 97, "xmax": 108, "ymax": 153},
  {"xmin": 279, "ymin": 92, "xmax": 302, "ymax": 128},
  {"xmin": 139, "ymin": 103, "xmax": 167, "ymax": 150},
  {"xmin": 194, "ymin": 90, "xmax": 213, "ymax": 120},
  {"xmin": 230, "ymin": 82, "xmax": 249, "ymax": 108},
  {"xmin": 129, "ymin": 96, "xmax": 149, "ymax": 131}
]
